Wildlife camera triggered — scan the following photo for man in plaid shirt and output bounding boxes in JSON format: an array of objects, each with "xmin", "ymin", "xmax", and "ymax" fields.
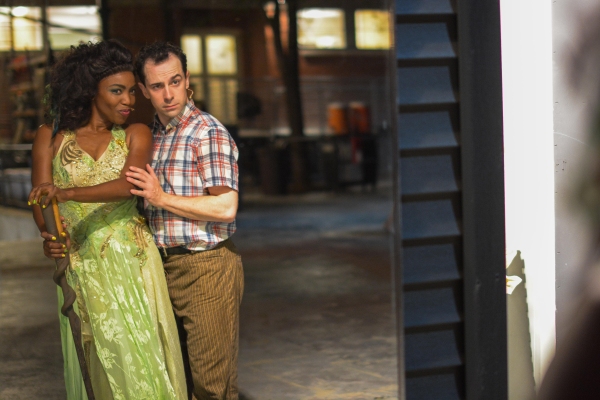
[{"xmin": 127, "ymin": 42, "xmax": 243, "ymax": 400}]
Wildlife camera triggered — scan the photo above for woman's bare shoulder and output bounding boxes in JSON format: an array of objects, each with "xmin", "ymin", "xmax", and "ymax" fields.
[
  {"xmin": 124, "ymin": 123, "xmax": 152, "ymax": 146},
  {"xmin": 32, "ymin": 124, "xmax": 54, "ymax": 148},
  {"xmin": 33, "ymin": 125, "xmax": 66, "ymax": 157},
  {"xmin": 124, "ymin": 123, "xmax": 151, "ymax": 135}
]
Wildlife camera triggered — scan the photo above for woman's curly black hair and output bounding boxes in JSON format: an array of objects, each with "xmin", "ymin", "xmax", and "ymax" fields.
[{"xmin": 44, "ymin": 39, "xmax": 134, "ymax": 136}]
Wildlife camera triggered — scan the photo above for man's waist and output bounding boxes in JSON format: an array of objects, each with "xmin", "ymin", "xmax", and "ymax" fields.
[{"xmin": 157, "ymin": 239, "xmax": 229, "ymax": 259}]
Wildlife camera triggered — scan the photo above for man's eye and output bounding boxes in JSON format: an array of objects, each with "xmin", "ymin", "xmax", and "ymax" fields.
[{"xmin": 172, "ymin": 80, "xmax": 180, "ymax": 85}]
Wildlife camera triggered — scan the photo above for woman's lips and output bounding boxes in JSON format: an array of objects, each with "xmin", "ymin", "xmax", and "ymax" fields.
[{"xmin": 119, "ymin": 109, "xmax": 131, "ymax": 116}]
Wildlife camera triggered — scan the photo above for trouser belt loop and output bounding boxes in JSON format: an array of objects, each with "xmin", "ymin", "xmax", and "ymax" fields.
[{"xmin": 159, "ymin": 246, "xmax": 193, "ymax": 259}]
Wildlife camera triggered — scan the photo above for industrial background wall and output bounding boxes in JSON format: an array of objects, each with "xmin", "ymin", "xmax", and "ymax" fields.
[{"xmin": 393, "ymin": 0, "xmax": 507, "ymax": 398}]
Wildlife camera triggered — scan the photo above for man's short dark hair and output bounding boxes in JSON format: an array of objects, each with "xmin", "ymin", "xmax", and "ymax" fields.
[{"xmin": 135, "ymin": 41, "xmax": 187, "ymax": 85}]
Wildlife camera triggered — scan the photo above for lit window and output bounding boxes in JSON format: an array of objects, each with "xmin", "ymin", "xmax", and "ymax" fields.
[
  {"xmin": 47, "ymin": 6, "xmax": 101, "ymax": 50},
  {"xmin": 181, "ymin": 34, "xmax": 203, "ymax": 74},
  {"xmin": 297, "ymin": 8, "xmax": 346, "ymax": 49},
  {"xmin": 206, "ymin": 35, "xmax": 237, "ymax": 75},
  {"xmin": 0, "ymin": 9, "xmax": 11, "ymax": 51},
  {"xmin": 181, "ymin": 33, "xmax": 239, "ymax": 124},
  {"xmin": 0, "ymin": 7, "xmax": 42, "ymax": 51},
  {"xmin": 355, "ymin": 10, "xmax": 391, "ymax": 50}
]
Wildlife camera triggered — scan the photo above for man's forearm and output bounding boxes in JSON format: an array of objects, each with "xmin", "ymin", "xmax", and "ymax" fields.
[{"xmin": 153, "ymin": 190, "xmax": 238, "ymax": 223}]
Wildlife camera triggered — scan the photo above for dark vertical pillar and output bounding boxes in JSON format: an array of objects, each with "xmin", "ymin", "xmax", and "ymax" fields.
[
  {"xmin": 457, "ymin": 0, "xmax": 507, "ymax": 398},
  {"xmin": 100, "ymin": 0, "xmax": 110, "ymax": 40}
]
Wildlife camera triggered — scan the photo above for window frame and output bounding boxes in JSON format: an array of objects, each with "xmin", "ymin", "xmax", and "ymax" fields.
[
  {"xmin": 296, "ymin": 4, "xmax": 391, "ymax": 56},
  {"xmin": 180, "ymin": 29, "xmax": 243, "ymax": 125}
]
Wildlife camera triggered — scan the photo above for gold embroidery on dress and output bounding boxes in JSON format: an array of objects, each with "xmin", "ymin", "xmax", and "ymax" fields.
[
  {"xmin": 99, "ymin": 234, "xmax": 112, "ymax": 259},
  {"xmin": 127, "ymin": 215, "xmax": 148, "ymax": 267},
  {"xmin": 134, "ymin": 225, "xmax": 147, "ymax": 250},
  {"xmin": 61, "ymin": 137, "xmax": 84, "ymax": 166},
  {"xmin": 115, "ymin": 138, "xmax": 126, "ymax": 149},
  {"xmin": 59, "ymin": 129, "xmax": 128, "ymax": 189}
]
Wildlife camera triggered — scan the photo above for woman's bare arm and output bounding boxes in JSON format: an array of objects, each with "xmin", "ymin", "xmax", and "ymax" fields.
[
  {"xmin": 29, "ymin": 123, "xmax": 153, "ymax": 206},
  {"xmin": 30, "ymin": 124, "xmax": 54, "ymax": 232}
]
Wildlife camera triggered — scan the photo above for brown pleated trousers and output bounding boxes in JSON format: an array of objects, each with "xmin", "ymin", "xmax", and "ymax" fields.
[{"xmin": 162, "ymin": 239, "xmax": 244, "ymax": 400}]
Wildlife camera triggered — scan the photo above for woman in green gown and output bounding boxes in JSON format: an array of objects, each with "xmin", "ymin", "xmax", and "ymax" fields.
[{"xmin": 29, "ymin": 40, "xmax": 187, "ymax": 399}]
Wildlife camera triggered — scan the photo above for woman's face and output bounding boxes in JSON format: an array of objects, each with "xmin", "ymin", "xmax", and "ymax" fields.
[{"xmin": 93, "ymin": 71, "xmax": 136, "ymax": 125}]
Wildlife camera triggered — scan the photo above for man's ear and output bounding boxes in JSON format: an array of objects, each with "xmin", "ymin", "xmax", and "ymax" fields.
[
  {"xmin": 185, "ymin": 70, "xmax": 190, "ymax": 89},
  {"xmin": 138, "ymin": 82, "xmax": 150, "ymax": 99}
]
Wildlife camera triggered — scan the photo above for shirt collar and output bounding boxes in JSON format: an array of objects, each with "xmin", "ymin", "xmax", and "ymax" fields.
[{"xmin": 154, "ymin": 99, "xmax": 197, "ymax": 133}]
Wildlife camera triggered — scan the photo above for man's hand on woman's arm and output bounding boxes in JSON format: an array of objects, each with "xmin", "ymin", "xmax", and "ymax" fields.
[{"xmin": 126, "ymin": 164, "xmax": 238, "ymax": 223}]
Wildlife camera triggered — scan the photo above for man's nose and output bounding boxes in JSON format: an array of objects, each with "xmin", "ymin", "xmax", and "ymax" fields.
[{"xmin": 164, "ymin": 86, "xmax": 174, "ymax": 101}]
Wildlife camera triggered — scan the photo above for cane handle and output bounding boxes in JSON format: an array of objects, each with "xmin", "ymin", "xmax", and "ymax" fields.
[{"xmin": 51, "ymin": 198, "xmax": 63, "ymax": 237}]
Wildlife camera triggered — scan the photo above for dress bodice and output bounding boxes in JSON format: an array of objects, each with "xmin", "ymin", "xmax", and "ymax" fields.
[
  {"xmin": 51, "ymin": 127, "xmax": 141, "ymax": 258},
  {"xmin": 53, "ymin": 127, "xmax": 128, "ymax": 189}
]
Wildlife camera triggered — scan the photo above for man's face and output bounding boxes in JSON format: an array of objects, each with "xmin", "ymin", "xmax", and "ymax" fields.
[{"xmin": 138, "ymin": 53, "xmax": 190, "ymax": 126}]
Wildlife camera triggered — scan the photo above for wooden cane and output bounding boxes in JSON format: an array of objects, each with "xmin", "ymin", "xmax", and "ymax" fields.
[{"xmin": 41, "ymin": 197, "xmax": 95, "ymax": 399}]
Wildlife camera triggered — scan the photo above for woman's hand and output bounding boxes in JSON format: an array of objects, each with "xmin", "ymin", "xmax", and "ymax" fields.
[
  {"xmin": 28, "ymin": 182, "xmax": 69, "ymax": 207},
  {"xmin": 41, "ymin": 217, "xmax": 71, "ymax": 259}
]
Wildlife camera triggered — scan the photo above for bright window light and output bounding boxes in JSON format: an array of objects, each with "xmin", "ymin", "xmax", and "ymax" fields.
[
  {"xmin": 206, "ymin": 35, "xmax": 237, "ymax": 75},
  {"xmin": 0, "ymin": 7, "xmax": 43, "ymax": 51},
  {"xmin": 47, "ymin": 6, "xmax": 101, "ymax": 49},
  {"xmin": 11, "ymin": 7, "xmax": 29, "ymax": 17},
  {"xmin": 181, "ymin": 34, "xmax": 203, "ymax": 75},
  {"xmin": 355, "ymin": 10, "xmax": 391, "ymax": 50},
  {"xmin": 0, "ymin": 9, "xmax": 11, "ymax": 51},
  {"xmin": 297, "ymin": 8, "xmax": 346, "ymax": 49}
]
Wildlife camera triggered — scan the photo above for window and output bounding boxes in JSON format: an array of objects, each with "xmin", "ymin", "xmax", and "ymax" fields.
[
  {"xmin": 181, "ymin": 33, "xmax": 239, "ymax": 125},
  {"xmin": 0, "ymin": 7, "xmax": 42, "ymax": 51},
  {"xmin": 355, "ymin": 10, "xmax": 391, "ymax": 50},
  {"xmin": 47, "ymin": 6, "xmax": 101, "ymax": 50},
  {"xmin": 297, "ymin": 8, "xmax": 346, "ymax": 49},
  {"xmin": 206, "ymin": 35, "xmax": 237, "ymax": 75},
  {"xmin": 0, "ymin": 6, "xmax": 101, "ymax": 52},
  {"xmin": 182, "ymin": 35, "xmax": 202, "ymax": 74}
]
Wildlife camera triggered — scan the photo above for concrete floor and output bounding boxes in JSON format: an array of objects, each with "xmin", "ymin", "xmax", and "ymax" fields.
[{"xmin": 0, "ymin": 190, "xmax": 398, "ymax": 400}]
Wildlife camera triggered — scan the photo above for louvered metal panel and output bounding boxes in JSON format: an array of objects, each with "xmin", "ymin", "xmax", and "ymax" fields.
[
  {"xmin": 397, "ymin": 66, "xmax": 457, "ymax": 105},
  {"xmin": 406, "ymin": 373, "xmax": 462, "ymax": 399},
  {"xmin": 395, "ymin": 0, "xmax": 506, "ymax": 398},
  {"xmin": 399, "ymin": 111, "xmax": 458, "ymax": 150},
  {"xmin": 402, "ymin": 200, "xmax": 460, "ymax": 240},
  {"xmin": 402, "ymin": 244, "xmax": 461, "ymax": 285},
  {"xmin": 396, "ymin": 1, "xmax": 464, "ymax": 398},
  {"xmin": 405, "ymin": 329, "xmax": 463, "ymax": 371},
  {"xmin": 396, "ymin": 0, "xmax": 455, "ymax": 15},
  {"xmin": 404, "ymin": 287, "xmax": 461, "ymax": 327},
  {"xmin": 400, "ymin": 155, "xmax": 459, "ymax": 195},
  {"xmin": 396, "ymin": 23, "xmax": 456, "ymax": 59}
]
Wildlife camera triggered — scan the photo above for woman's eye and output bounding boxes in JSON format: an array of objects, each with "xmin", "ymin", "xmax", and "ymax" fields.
[{"xmin": 111, "ymin": 89, "xmax": 122, "ymax": 95}]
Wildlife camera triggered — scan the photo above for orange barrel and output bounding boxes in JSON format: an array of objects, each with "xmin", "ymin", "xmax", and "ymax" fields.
[
  {"xmin": 327, "ymin": 102, "xmax": 348, "ymax": 135},
  {"xmin": 348, "ymin": 101, "xmax": 371, "ymax": 134}
]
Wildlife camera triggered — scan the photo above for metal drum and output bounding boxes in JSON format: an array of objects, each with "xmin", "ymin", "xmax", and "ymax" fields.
[
  {"xmin": 348, "ymin": 101, "xmax": 371, "ymax": 134},
  {"xmin": 327, "ymin": 102, "xmax": 349, "ymax": 135}
]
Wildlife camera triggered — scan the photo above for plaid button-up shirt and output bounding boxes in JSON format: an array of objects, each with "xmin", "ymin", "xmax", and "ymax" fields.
[{"xmin": 145, "ymin": 100, "xmax": 239, "ymax": 251}]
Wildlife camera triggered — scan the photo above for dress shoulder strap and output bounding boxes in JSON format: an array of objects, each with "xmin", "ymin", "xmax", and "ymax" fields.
[{"xmin": 111, "ymin": 125, "xmax": 126, "ymax": 141}]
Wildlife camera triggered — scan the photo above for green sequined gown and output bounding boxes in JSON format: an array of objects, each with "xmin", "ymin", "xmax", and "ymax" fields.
[{"xmin": 52, "ymin": 127, "xmax": 187, "ymax": 400}]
